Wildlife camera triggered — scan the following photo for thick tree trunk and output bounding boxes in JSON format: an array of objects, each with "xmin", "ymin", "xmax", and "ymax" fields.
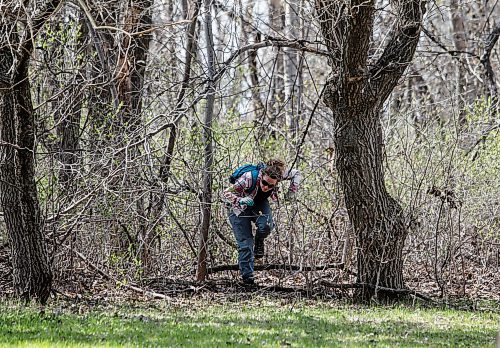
[
  {"xmin": 0, "ymin": 0, "xmax": 62, "ymax": 303},
  {"xmin": 0, "ymin": 60, "xmax": 52, "ymax": 305},
  {"xmin": 326, "ymin": 95, "xmax": 407, "ymax": 300},
  {"xmin": 115, "ymin": 0, "xmax": 153, "ymax": 271},
  {"xmin": 317, "ymin": 0, "xmax": 425, "ymax": 302}
]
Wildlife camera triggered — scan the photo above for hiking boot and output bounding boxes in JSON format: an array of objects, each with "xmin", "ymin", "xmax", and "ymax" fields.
[
  {"xmin": 242, "ymin": 277, "xmax": 255, "ymax": 286},
  {"xmin": 254, "ymin": 236, "xmax": 265, "ymax": 259}
]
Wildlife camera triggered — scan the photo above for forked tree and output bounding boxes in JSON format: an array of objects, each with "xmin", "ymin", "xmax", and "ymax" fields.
[{"xmin": 315, "ymin": 0, "xmax": 426, "ymax": 300}]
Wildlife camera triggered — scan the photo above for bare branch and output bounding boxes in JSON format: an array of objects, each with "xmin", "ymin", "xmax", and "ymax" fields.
[
  {"xmin": 422, "ymin": 27, "xmax": 478, "ymax": 58},
  {"xmin": 214, "ymin": 37, "xmax": 329, "ymax": 85},
  {"xmin": 65, "ymin": 245, "xmax": 172, "ymax": 300},
  {"xmin": 17, "ymin": 0, "xmax": 64, "ymax": 75},
  {"xmin": 480, "ymin": 25, "xmax": 500, "ymax": 100},
  {"xmin": 159, "ymin": 0, "xmax": 203, "ymax": 183},
  {"xmin": 73, "ymin": 0, "xmax": 190, "ymax": 36},
  {"xmin": 315, "ymin": 0, "xmax": 347, "ymax": 67},
  {"xmin": 370, "ymin": 0, "xmax": 426, "ymax": 100}
]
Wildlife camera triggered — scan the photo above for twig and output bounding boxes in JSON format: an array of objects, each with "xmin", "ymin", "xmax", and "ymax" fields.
[
  {"xmin": 0, "ymin": 140, "xmax": 25, "ymax": 150},
  {"xmin": 45, "ymin": 188, "xmax": 98, "ymax": 223},
  {"xmin": 422, "ymin": 27, "xmax": 478, "ymax": 58},
  {"xmin": 255, "ymin": 285, "xmax": 316, "ymax": 295},
  {"xmin": 63, "ymin": 245, "xmax": 171, "ymax": 300},
  {"xmin": 213, "ymin": 38, "xmax": 329, "ymax": 84},
  {"xmin": 213, "ymin": 229, "xmax": 237, "ymax": 249},
  {"xmin": 167, "ymin": 207, "xmax": 197, "ymax": 257},
  {"xmin": 289, "ymin": 84, "xmax": 327, "ymax": 171},
  {"xmin": 72, "ymin": 0, "xmax": 189, "ymax": 36},
  {"xmin": 123, "ymin": 284, "xmax": 172, "ymax": 300}
]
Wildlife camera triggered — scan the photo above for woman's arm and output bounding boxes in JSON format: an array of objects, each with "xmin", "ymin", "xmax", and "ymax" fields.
[{"xmin": 282, "ymin": 168, "xmax": 301, "ymax": 192}]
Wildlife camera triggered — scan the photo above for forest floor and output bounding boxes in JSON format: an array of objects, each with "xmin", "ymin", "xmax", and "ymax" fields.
[
  {"xmin": 1, "ymin": 271, "xmax": 500, "ymax": 347},
  {"xmin": 1, "ymin": 246, "xmax": 499, "ymax": 347},
  {"xmin": 1, "ymin": 293, "xmax": 499, "ymax": 347}
]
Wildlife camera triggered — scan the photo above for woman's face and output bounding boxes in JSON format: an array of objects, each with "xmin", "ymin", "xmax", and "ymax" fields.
[{"xmin": 260, "ymin": 175, "xmax": 278, "ymax": 192}]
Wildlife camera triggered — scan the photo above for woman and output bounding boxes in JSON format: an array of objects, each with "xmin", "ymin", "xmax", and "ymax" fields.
[{"xmin": 222, "ymin": 159, "xmax": 301, "ymax": 285}]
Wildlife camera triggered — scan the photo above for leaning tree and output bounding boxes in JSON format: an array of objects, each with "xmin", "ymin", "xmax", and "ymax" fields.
[
  {"xmin": 315, "ymin": 0, "xmax": 426, "ymax": 300},
  {"xmin": 0, "ymin": 1, "xmax": 62, "ymax": 303}
]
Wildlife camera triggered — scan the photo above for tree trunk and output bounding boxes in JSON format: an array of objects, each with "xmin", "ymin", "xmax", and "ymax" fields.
[
  {"xmin": 196, "ymin": 0, "xmax": 216, "ymax": 281},
  {"xmin": 284, "ymin": 0, "xmax": 300, "ymax": 137},
  {"xmin": 116, "ymin": 0, "xmax": 153, "ymax": 131},
  {"xmin": 329, "ymin": 105, "xmax": 407, "ymax": 300},
  {"xmin": 85, "ymin": 18, "xmax": 117, "ymax": 151},
  {"xmin": 0, "ymin": 35, "xmax": 52, "ymax": 303},
  {"xmin": 0, "ymin": 1, "xmax": 60, "ymax": 302},
  {"xmin": 54, "ymin": 16, "xmax": 85, "ymax": 193},
  {"xmin": 115, "ymin": 0, "xmax": 153, "ymax": 272},
  {"xmin": 316, "ymin": 0, "xmax": 425, "ymax": 301},
  {"xmin": 450, "ymin": 0, "xmax": 469, "ymax": 130},
  {"xmin": 480, "ymin": 26, "xmax": 500, "ymax": 119},
  {"xmin": 268, "ymin": 0, "xmax": 285, "ymax": 129}
]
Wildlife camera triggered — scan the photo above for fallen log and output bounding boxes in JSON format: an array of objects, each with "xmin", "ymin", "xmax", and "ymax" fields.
[{"xmin": 208, "ymin": 262, "xmax": 346, "ymax": 273}]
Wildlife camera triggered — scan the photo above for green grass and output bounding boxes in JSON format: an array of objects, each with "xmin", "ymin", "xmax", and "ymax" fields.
[{"xmin": 0, "ymin": 299, "xmax": 498, "ymax": 347}]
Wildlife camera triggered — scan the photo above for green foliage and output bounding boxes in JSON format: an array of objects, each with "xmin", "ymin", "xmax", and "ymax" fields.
[{"xmin": 0, "ymin": 300, "xmax": 498, "ymax": 347}]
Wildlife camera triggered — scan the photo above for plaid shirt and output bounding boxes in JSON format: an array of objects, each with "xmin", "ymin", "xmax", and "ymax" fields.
[{"xmin": 223, "ymin": 167, "xmax": 301, "ymax": 216}]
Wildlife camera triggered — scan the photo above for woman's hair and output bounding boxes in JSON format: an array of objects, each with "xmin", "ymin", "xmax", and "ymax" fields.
[
  {"xmin": 266, "ymin": 158, "xmax": 286, "ymax": 174},
  {"xmin": 263, "ymin": 160, "xmax": 284, "ymax": 180}
]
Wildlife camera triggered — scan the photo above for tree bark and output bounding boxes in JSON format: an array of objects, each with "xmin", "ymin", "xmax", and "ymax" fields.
[
  {"xmin": 196, "ymin": 0, "xmax": 216, "ymax": 281},
  {"xmin": 115, "ymin": 0, "xmax": 153, "ymax": 271},
  {"xmin": 268, "ymin": 0, "xmax": 285, "ymax": 129},
  {"xmin": 329, "ymin": 106, "xmax": 407, "ymax": 300},
  {"xmin": 0, "ymin": 18, "xmax": 54, "ymax": 303},
  {"xmin": 316, "ymin": 0, "xmax": 425, "ymax": 301},
  {"xmin": 284, "ymin": 0, "xmax": 300, "ymax": 138},
  {"xmin": 450, "ymin": 0, "xmax": 469, "ymax": 130},
  {"xmin": 116, "ymin": 0, "xmax": 153, "ymax": 131}
]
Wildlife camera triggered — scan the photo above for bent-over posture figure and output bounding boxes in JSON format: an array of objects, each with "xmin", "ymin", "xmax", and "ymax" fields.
[{"xmin": 222, "ymin": 158, "xmax": 301, "ymax": 285}]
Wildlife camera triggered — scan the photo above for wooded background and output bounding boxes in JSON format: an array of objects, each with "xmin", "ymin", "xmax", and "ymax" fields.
[{"xmin": 0, "ymin": 0, "xmax": 498, "ymax": 303}]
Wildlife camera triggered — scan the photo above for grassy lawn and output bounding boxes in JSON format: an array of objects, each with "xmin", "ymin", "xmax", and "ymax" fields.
[{"xmin": 0, "ymin": 298, "xmax": 498, "ymax": 347}]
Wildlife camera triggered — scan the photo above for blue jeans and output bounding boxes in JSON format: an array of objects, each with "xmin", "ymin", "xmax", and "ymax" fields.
[{"xmin": 228, "ymin": 199, "xmax": 274, "ymax": 280}]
